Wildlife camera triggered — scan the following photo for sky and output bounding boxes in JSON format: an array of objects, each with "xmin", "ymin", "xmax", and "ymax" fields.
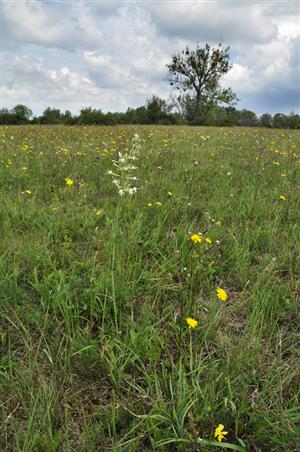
[{"xmin": 1, "ymin": 0, "xmax": 300, "ymax": 116}]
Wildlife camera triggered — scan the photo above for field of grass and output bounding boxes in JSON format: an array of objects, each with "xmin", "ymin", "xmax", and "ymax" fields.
[{"xmin": 0, "ymin": 125, "xmax": 299, "ymax": 451}]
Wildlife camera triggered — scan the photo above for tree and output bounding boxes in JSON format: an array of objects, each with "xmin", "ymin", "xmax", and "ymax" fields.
[
  {"xmin": 146, "ymin": 96, "xmax": 172, "ymax": 124},
  {"xmin": 40, "ymin": 107, "xmax": 62, "ymax": 124},
  {"xmin": 236, "ymin": 109, "xmax": 258, "ymax": 127},
  {"xmin": 11, "ymin": 104, "xmax": 33, "ymax": 123},
  {"xmin": 260, "ymin": 113, "xmax": 273, "ymax": 128},
  {"xmin": 287, "ymin": 112, "xmax": 300, "ymax": 129},
  {"xmin": 78, "ymin": 107, "xmax": 104, "ymax": 125},
  {"xmin": 61, "ymin": 110, "xmax": 76, "ymax": 125},
  {"xmin": 167, "ymin": 43, "xmax": 237, "ymax": 124},
  {"xmin": 273, "ymin": 113, "xmax": 288, "ymax": 129},
  {"xmin": 0, "ymin": 108, "xmax": 13, "ymax": 124}
]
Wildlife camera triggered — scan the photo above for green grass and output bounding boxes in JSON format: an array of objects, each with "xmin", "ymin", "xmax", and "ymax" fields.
[{"xmin": 0, "ymin": 125, "xmax": 299, "ymax": 451}]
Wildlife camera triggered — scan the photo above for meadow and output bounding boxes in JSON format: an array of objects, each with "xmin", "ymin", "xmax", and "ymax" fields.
[{"xmin": 0, "ymin": 125, "xmax": 299, "ymax": 451}]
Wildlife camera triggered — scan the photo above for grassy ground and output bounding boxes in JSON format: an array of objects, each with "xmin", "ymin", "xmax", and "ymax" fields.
[{"xmin": 0, "ymin": 125, "xmax": 299, "ymax": 451}]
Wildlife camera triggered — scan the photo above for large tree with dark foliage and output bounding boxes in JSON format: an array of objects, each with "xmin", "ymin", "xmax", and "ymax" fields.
[{"xmin": 167, "ymin": 43, "xmax": 237, "ymax": 123}]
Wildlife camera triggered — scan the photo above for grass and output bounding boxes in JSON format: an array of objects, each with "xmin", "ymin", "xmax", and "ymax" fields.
[{"xmin": 0, "ymin": 124, "xmax": 299, "ymax": 451}]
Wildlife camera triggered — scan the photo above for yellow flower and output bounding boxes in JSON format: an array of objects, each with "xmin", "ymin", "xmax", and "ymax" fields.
[
  {"xmin": 96, "ymin": 210, "xmax": 102, "ymax": 216},
  {"xmin": 21, "ymin": 166, "xmax": 28, "ymax": 171},
  {"xmin": 214, "ymin": 424, "xmax": 228, "ymax": 442},
  {"xmin": 186, "ymin": 317, "xmax": 198, "ymax": 329},
  {"xmin": 167, "ymin": 191, "xmax": 173, "ymax": 197},
  {"xmin": 25, "ymin": 190, "xmax": 32, "ymax": 195},
  {"xmin": 205, "ymin": 237, "xmax": 212, "ymax": 244},
  {"xmin": 279, "ymin": 195, "xmax": 286, "ymax": 201},
  {"xmin": 147, "ymin": 202, "xmax": 153, "ymax": 207},
  {"xmin": 189, "ymin": 233, "xmax": 202, "ymax": 244},
  {"xmin": 155, "ymin": 201, "xmax": 162, "ymax": 206},
  {"xmin": 280, "ymin": 173, "xmax": 287, "ymax": 177},
  {"xmin": 216, "ymin": 287, "xmax": 228, "ymax": 301},
  {"xmin": 65, "ymin": 177, "xmax": 74, "ymax": 186}
]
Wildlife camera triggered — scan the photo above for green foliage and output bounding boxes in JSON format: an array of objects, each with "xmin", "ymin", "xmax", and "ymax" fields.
[
  {"xmin": 167, "ymin": 43, "xmax": 237, "ymax": 123},
  {"xmin": 0, "ymin": 105, "xmax": 33, "ymax": 124},
  {"xmin": 2, "ymin": 103, "xmax": 300, "ymax": 128}
]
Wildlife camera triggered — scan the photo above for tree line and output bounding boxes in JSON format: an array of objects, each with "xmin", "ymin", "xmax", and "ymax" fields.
[{"xmin": 1, "ymin": 101, "xmax": 299, "ymax": 128}]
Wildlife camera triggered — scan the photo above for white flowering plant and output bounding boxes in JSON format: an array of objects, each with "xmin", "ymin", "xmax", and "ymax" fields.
[{"xmin": 108, "ymin": 133, "xmax": 143, "ymax": 196}]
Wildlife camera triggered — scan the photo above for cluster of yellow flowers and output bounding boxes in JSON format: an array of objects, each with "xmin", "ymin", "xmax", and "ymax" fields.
[
  {"xmin": 189, "ymin": 233, "xmax": 212, "ymax": 245},
  {"xmin": 214, "ymin": 424, "xmax": 228, "ymax": 442},
  {"xmin": 147, "ymin": 201, "xmax": 162, "ymax": 207},
  {"xmin": 65, "ymin": 177, "xmax": 74, "ymax": 186}
]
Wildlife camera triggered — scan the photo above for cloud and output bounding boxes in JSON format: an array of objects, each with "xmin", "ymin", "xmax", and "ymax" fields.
[
  {"xmin": 2, "ymin": 0, "xmax": 300, "ymax": 114},
  {"xmin": 83, "ymin": 51, "xmax": 134, "ymax": 89},
  {"xmin": 144, "ymin": 2, "xmax": 278, "ymax": 44},
  {"xmin": 223, "ymin": 63, "xmax": 252, "ymax": 91},
  {"xmin": 3, "ymin": 55, "xmax": 102, "ymax": 112},
  {"xmin": 2, "ymin": 0, "xmax": 103, "ymax": 51}
]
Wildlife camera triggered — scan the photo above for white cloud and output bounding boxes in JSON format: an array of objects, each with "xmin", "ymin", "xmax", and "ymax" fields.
[
  {"xmin": 223, "ymin": 63, "xmax": 252, "ymax": 91},
  {"xmin": 144, "ymin": 1, "xmax": 277, "ymax": 44},
  {"xmin": 83, "ymin": 52, "xmax": 132, "ymax": 89},
  {"xmin": 2, "ymin": 0, "xmax": 103, "ymax": 51}
]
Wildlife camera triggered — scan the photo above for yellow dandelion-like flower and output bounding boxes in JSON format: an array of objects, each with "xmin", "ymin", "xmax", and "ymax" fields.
[
  {"xmin": 214, "ymin": 424, "xmax": 228, "ymax": 442},
  {"xmin": 280, "ymin": 173, "xmax": 287, "ymax": 177},
  {"xmin": 95, "ymin": 210, "xmax": 102, "ymax": 216},
  {"xmin": 21, "ymin": 166, "xmax": 28, "ymax": 171},
  {"xmin": 147, "ymin": 202, "xmax": 153, "ymax": 207},
  {"xmin": 189, "ymin": 233, "xmax": 202, "ymax": 244},
  {"xmin": 167, "ymin": 191, "xmax": 173, "ymax": 197},
  {"xmin": 155, "ymin": 201, "xmax": 162, "ymax": 206},
  {"xmin": 279, "ymin": 195, "xmax": 286, "ymax": 201},
  {"xmin": 186, "ymin": 317, "xmax": 198, "ymax": 329},
  {"xmin": 205, "ymin": 237, "xmax": 212, "ymax": 245},
  {"xmin": 65, "ymin": 177, "xmax": 74, "ymax": 186},
  {"xmin": 25, "ymin": 190, "xmax": 32, "ymax": 195},
  {"xmin": 216, "ymin": 287, "xmax": 228, "ymax": 301}
]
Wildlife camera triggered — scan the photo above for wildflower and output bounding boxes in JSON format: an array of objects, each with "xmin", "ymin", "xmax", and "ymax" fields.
[
  {"xmin": 279, "ymin": 195, "xmax": 286, "ymax": 201},
  {"xmin": 96, "ymin": 210, "xmax": 102, "ymax": 216},
  {"xmin": 155, "ymin": 201, "xmax": 162, "ymax": 206},
  {"xmin": 186, "ymin": 317, "xmax": 198, "ymax": 329},
  {"xmin": 65, "ymin": 177, "xmax": 74, "ymax": 186},
  {"xmin": 21, "ymin": 166, "xmax": 27, "ymax": 171},
  {"xmin": 280, "ymin": 173, "xmax": 287, "ymax": 177},
  {"xmin": 205, "ymin": 237, "xmax": 212, "ymax": 244},
  {"xmin": 214, "ymin": 424, "xmax": 228, "ymax": 442},
  {"xmin": 128, "ymin": 187, "xmax": 138, "ymax": 195},
  {"xmin": 147, "ymin": 202, "xmax": 152, "ymax": 207},
  {"xmin": 109, "ymin": 134, "xmax": 142, "ymax": 196},
  {"xmin": 216, "ymin": 287, "xmax": 228, "ymax": 301},
  {"xmin": 189, "ymin": 233, "xmax": 202, "ymax": 244},
  {"xmin": 25, "ymin": 190, "xmax": 32, "ymax": 195},
  {"xmin": 167, "ymin": 191, "xmax": 173, "ymax": 197}
]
